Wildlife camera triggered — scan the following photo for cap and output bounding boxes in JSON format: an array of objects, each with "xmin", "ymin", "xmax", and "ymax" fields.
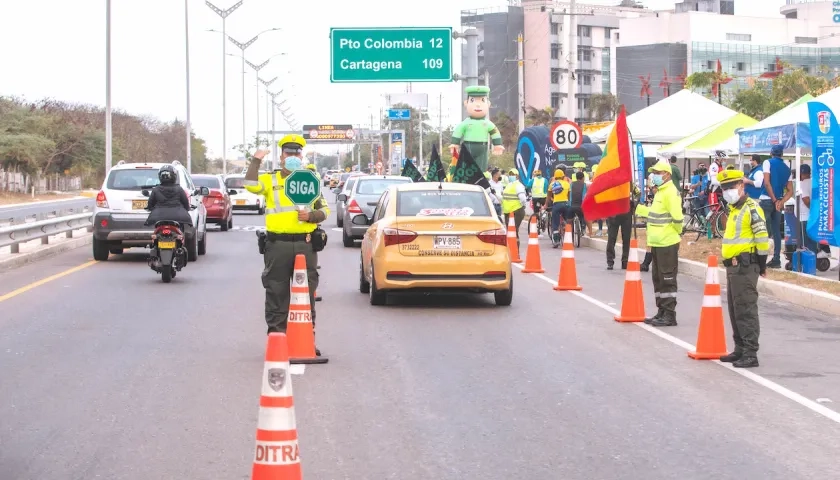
[
  {"xmin": 648, "ymin": 160, "xmax": 672, "ymax": 174},
  {"xmin": 770, "ymin": 144, "xmax": 784, "ymax": 156},
  {"xmin": 305, "ymin": 164, "xmax": 316, "ymax": 171},
  {"xmin": 508, "ymin": 168, "xmax": 519, "ymax": 175},
  {"xmin": 800, "ymin": 163, "xmax": 811, "ymax": 174},
  {"xmin": 717, "ymin": 169, "xmax": 744, "ymax": 186},
  {"xmin": 725, "ymin": 164, "xmax": 736, "ymax": 170},
  {"xmin": 278, "ymin": 133, "xmax": 306, "ymax": 151},
  {"xmin": 465, "ymin": 85, "xmax": 490, "ymax": 97},
  {"xmin": 554, "ymin": 170, "xmax": 565, "ymax": 178}
]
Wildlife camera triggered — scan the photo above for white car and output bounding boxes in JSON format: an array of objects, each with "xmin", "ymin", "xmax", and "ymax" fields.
[
  {"xmin": 324, "ymin": 170, "xmax": 341, "ymax": 186},
  {"xmin": 92, "ymin": 160, "xmax": 209, "ymax": 261},
  {"xmin": 225, "ymin": 174, "xmax": 266, "ymax": 214}
]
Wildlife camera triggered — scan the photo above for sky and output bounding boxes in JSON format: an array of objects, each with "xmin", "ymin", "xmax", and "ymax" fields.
[{"xmin": 0, "ymin": 0, "xmax": 785, "ymax": 158}]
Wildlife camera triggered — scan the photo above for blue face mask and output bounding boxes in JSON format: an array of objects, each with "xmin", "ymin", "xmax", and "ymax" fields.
[
  {"xmin": 651, "ymin": 174, "xmax": 665, "ymax": 186},
  {"xmin": 508, "ymin": 175, "xmax": 517, "ymax": 183},
  {"xmin": 284, "ymin": 156, "xmax": 303, "ymax": 171}
]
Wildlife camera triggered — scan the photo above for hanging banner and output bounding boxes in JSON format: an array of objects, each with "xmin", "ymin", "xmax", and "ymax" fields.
[
  {"xmin": 635, "ymin": 141, "xmax": 646, "ymax": 203},
  {"xmin": 738, "ymin": 124, "xmax": 798, "ymax": 154},
  {"xmin": 514, "ymin": 126, "xmax": 551, "ymax": 188},
  {"xmin": 806, "ymin": 101, "xmax": 839, "ymax": 246}
]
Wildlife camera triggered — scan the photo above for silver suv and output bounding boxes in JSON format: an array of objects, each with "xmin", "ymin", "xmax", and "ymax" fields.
[{"xmin": 92, "ymin": 160, "xmax": 209, "ymax": 261}]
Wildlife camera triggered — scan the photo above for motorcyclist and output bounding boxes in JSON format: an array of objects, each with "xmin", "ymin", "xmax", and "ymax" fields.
[{"xmin": 144, "ymin": 165, "xmax": 193, "ymax": 230}]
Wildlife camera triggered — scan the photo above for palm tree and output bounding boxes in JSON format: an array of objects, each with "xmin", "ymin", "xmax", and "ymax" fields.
[
  {"xmin": 588, "ymin": 93, "xmax": 619, "ymax": 121},
  {"xmin": 524, "ymin": 106, "xmax": 556, "ymax": 126}
]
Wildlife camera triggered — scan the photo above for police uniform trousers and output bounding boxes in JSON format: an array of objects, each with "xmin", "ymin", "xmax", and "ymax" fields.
[
  {"xmin": 262, "ymin": 235, "xmax": 319, "ymax": 334},
  {"xmin": 651, "ymin": 243, "xmax": 680, "ymax": 312},
  {"xmin": 725, "ymin": 262, "xmax": 760, "ymax": 355},
  {"xmin": 606, "ymin": 212, "xmax": 632, "ymax": 265}
]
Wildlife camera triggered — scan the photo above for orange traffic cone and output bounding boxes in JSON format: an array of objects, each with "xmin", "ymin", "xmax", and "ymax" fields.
[
  {"xmin": 287, "ymin": 254, "xmax": 328, "ymax": 365},
  {"xmin": 506, "ymin": 214, "xmax": 522, "ymax": 263},
  {"xmin": 614, "ymin": 239, "xmax": 646, "ymax": 322},
  {"xmin": 522, "ymin": 216, "xmax": 544, "ymax": 273},
  {"xmin": 251, "ymin": 333, "xmax": 302, "ymax": 480},
  {"xmin": 553, "ymin": 223, "xmax": 582, "ymax": 291},
  {"xmin": 688, "ymin": 255, "xmax": 728, "ymax": 360}
]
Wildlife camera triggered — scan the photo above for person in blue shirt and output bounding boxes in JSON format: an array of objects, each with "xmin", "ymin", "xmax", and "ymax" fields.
[
  {"xmin": 761, "ymin": 145, "xmax": 793, "ymax": 268},
  {"xmin": 743, "ymin": 154, "xmax": 766, "ymax": 201}
]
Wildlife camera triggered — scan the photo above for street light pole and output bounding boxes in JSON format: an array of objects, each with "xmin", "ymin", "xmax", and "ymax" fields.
[
  {"xmin": 245, "ymin": 59, "xmax": 269, "ymax": 137},
  {"xmin": 204, "ymin": 0, "xmax": 243, "ymax": 175},
  {"xmin": 184, "ymin": 0, "xmax": 192, "ymax": 173},
  {"xmin": 267, "ymin": 90, "xmax": 281, "ymax": 170},
  {"xmin": 105, "ymin": 0, "xmax": 112, "ymax": 174},
  {"xmin": 260, "ymin": 77, "xmax": 277, "ymax": 137}
]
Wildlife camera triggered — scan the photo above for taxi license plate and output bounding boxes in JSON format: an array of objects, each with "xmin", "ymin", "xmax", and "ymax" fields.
[
  {"xmin": 236, "ymin": 199, "xmax": 246, "ymax": 205},
  {"xmin": 158, "ymin": 241, "xmax": 176, "ymax": 249},
  {"xmin": 434, "ymin": 235, "xmax": 461, "ymax": 249},
  {"xmin": 132, "ymin": 199, "xmax": 147, "ymax": 210}
]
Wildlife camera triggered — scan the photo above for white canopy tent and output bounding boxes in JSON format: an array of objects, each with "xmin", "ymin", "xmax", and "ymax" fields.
[{"xmin": 589, "ymin": 89, "xmax": 738, "ymax": 144}]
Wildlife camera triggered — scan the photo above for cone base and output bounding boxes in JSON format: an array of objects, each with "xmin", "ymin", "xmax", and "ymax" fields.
[
  {"xmin": 614, "ymin": 315, "xmax": 645, "ymax": 322},
  {"xmin": 511, "ymin": 259, "xmax": 523, "ymax": 264},
  {"xmin": 554, "ymin": 285, "xmax": 582, "ymax": 291},
  {"xmin": 522, "ymin": 268, "xmax": 544, "ymax": 273},
  {"xmin": 291, "ymin": 356, "xmax": 330, "ymax": 365},
  {"xmin": 687, "ymin": 351, "xmax": 727, "ymax": 360}
]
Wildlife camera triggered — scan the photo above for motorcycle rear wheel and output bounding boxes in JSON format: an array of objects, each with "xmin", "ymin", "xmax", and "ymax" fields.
[{"xmin": 161, "ymin": 265, "xmax": 173, "ymax": 283}]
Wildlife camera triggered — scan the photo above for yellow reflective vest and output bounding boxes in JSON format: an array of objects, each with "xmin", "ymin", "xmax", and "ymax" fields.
[
  {"xmin": 635, "ymin": 181, "xmax": 682, "ymax": 247},
  {"xmin": 531, "ymin": 177, "xmax": 547, "ymax": 198},
  {"xmin": 722, "ymin": 197, "xmax": 770, "ymax": 259},
  {"xmin": 502, "ymin": 182, "xmax": 524, "ymax": 214},
  {"xmin": 245, "ymin": 171, "xmax": 330, "ymax": 234}
]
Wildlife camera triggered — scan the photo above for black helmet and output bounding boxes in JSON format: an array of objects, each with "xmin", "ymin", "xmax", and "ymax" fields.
[{"xmin": 159, "ymin": 165, "xmax": 177, "ymax": 184}]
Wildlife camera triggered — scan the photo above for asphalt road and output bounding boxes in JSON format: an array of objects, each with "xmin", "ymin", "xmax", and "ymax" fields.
[
  {"xmin": 1, "ymin": 209, "xmax": 839, "ymax": 479},
  {"xmin": 0, "ymin": 197, "xmax": 94, "ymax": 223}
]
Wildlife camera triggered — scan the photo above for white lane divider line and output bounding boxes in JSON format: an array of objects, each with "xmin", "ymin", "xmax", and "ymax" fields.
[
  {"xmin": 289, "ymin": 364, "xmax": 306, "ymax": 376},
  {"xmin": 514, "ymin": 263, "xmax": 840, "ymax": 425}
]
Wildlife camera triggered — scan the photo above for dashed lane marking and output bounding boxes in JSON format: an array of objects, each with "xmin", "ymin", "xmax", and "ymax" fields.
[{"xmin": 512, "ymin": 263, "xmax": 840, "ymax": 425}]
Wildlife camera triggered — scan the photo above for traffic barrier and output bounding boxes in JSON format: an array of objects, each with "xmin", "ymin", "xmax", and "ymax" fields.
[
  {"xmin": 688, "ymin": 255, "xmax": 728, "ymax": 360},
  {"xmin": 506, "ymin": 214, "xmax": 522, "ymax": 263},
  {"xmin": 251, "ymin": 333, "xmax": 302, "ymax": 480},
  {"xmin": 614, "ymin": 239, "xmax": 646, "ymax": 322},
  {"xmin": 288, "ymin": 254, "xmax": 328, "ymax": 365},
  {"xmin": 553, "ymin": 224, "xmax": 582, "ymax": 291},
  {"xmin": 522, "ymin": 216, "xmax": 544, "ymax": 273}
]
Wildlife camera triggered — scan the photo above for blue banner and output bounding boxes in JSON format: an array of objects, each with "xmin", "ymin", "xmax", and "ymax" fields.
[
  {"xmin": 738, "ymin": 124, "xmax": 798, "ymax": 153},
  {"xmin": 806, "ymin": 102, "xmax": 839, "ymax": 246},
  {"xmin": 635, "ymin": 141, "xmax": 646, "ymax": 203},
  {"xmin": 514, "ymin": 126, "xmax": 551, "ymax": 189}
]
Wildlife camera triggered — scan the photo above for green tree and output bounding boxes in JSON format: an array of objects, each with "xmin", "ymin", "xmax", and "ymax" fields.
[
  {"xmin": 524, "ymin": 106, "xmax": 555, "ymax": 126},
  {"xmin": 491, "ymin": 111, "xmax": 518, "ymax": 149},
  {"xmin": 725, "ymin": 64, "xmax": 833, "ymax": 120},
  {"xmin": 588, "ymin": 93, "xmax": 620, "ymax": 121}
]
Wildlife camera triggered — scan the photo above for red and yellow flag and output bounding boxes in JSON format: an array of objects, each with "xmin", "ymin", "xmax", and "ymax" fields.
[{"xmin": 582, "ymin": 105, "xmax": 633, "ymax": 221}]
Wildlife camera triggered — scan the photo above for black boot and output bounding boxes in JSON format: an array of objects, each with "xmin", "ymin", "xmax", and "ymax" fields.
[
  {"xmin": 607, "ymin": 262, "xmax": 614, "ymax": 270},
  {"xmin": 644, "ymin": 308, "xmax": 664, "ymax": 325},
  {"xmin": 719, "ymin": 351, "xmax": 742, "ymax": 363},
  {"xmin": 640, "ymin": 252, "xmax": 653, "ymax": 272},
  {"xmin": 621, "ymin": 260, "xmax": 628, "ymax": 270},
  {"xmin": 651, "ymin": 310, "xmax": 677, "ymax": 327},
  {"xmin": 733, "ymin": 355, "xmax": 759, "ymax": 368}
]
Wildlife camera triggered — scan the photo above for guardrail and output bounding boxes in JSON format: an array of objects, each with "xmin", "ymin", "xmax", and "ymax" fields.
[
  {"xmin": 0, "ymin": 197, "xmax": 95, "ymax": 228},
  {"xmin": 0, "ymin": 213, "xmax": 93, "ymax": 254}
]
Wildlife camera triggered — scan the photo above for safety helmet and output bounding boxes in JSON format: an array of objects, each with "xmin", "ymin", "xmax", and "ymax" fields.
[
  {"xmin": 508, "ymin": 168, "xmax": 519, "ymax": 176},
  {"xmin": 305, "ymin": 163, "xmax": 316, "ymax": 171},
  {"xmin": 158, "ymin": 164, "xmax": 177, "ymax": 184},
  {"xmin": 278, "ymin": 134, "xmax": 306, "ymax": 152},
  {"xmin": 725, "ymin": 164, "xmax": 736, "ymax": 170},
  {"xmin": 554, "ymin": 169, "xmax": 565, "ymax": 179}
]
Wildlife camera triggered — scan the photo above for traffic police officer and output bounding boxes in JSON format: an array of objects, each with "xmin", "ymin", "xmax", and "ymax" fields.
[
  {"xmin": 501, "ymin": 168, "xmax": 527, "ymax": 250},
  {"xmin": 244, "ymin": 135, "xmax": 330, "ymax": 349},
  {"xmin": 718, "ymin": 169, "xmax": 769, "ymax": 368}
]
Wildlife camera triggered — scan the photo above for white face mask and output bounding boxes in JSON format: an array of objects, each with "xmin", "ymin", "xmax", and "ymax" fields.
[{"xmin": 723, "ymin": 189, "xmax": 741, "ymax": 204}]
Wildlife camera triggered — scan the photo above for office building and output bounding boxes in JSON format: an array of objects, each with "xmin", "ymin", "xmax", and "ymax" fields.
[
  {"xmin": 460, "ymin": 5, "xmax": 525, "ymax": 121},
  {"xmin": 614, "ymin": 0, "xmax": 840, "ymax": 114}
]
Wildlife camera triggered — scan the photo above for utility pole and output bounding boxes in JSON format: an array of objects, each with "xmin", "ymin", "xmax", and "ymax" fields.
[
  {"xmin": 105, "ymin": 0, "xmax": 112, "ymax": 174},
  {"xmin": 205, "ymin": 1, "xmax": 243, "ymax": 175},
  {"xmin": 438, "ymin": 93, "xmax": 443, "ymax": 155},
  {"xmin": 567, "ymin": 0, "xmax": 578, "ymax": 122},
  {"xmin": 453, "ymin": 28, "xmax": 480, "ymax": 121},
  {"xmin": 419, "ymin": 108, "xmax": 424, "ymax": 165},
  {"xmin": 517, "ymin": 33, "xmax": 525, "ymax": 133},
  {"xmin": 184, "ymin": 0, "xmax": 192, "ymax": 173}
]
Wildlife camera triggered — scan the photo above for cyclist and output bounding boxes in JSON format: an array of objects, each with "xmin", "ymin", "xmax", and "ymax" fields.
[
  {"xmin": 530, "ymin": 169, "xmax": 548, "ymax": 219},
  {"xmin": 566, "ymin": 171, "xmax": 590, "ymax": 237},
  {"xmin": 547, "ymin": 169, "xmax": 570, "ymax": 246}
]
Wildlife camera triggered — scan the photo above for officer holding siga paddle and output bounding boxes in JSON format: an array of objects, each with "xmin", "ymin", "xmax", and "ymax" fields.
[{"xmin": 245, "ymin": 135, "xmax": 329, "ymax": 353}]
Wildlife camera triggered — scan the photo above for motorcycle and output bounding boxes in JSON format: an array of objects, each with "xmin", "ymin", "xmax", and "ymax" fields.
[{"xmin": 148, "ymin": 220, "xmax": 188, "ymax": 283}]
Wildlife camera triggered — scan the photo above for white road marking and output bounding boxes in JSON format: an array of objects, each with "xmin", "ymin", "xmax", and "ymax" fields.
[
  {"xmin": 514, "ymin": 263, "xmax": 840, "ymax": 425},
  {"xmin": 289, "ymin": 364, "xmax": 305, "ymax": 375},
  {"xmin": 331, "ymin": 228, "xmax": 343, "ymax": 232}
]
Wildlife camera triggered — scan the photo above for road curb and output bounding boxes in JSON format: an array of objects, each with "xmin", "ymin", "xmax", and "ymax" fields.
[
  {"xmin": 0, "ymin": 234, "xmax": 92, "ymax": 272},
  {"xmin": 580, "ymin": 236, "xmax": 840, "ymax": 316}
]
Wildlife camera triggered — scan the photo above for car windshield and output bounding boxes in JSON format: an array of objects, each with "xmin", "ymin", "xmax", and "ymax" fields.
[
  {"xmin": 106, "ymin": 168, "xmax": 161, "ymax": 190},
  {"xmin": 397, "ymin": 190, "xmax": 492, "ymax": 217},
  {"xmin": 355, "ymin": 178, "xmax": 410, "ymax": 196},
  {"xmin": 225, "ymin": 177, "xmax": 247, "ymax": 188},
  {"xmin": 193, "ymin": 176, "xmax": 220, "ymax": 189},
  {"xmin": 340, "ymin": 173, "xmax": 353, "ymax": 182}
]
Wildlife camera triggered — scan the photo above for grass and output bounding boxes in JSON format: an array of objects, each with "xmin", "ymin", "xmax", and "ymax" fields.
[
  {"xmin": 0, "ymin": 191, "xmax": 75, "ymax": 206},
  {"xmin": 624, "ymin": 230, "xmax": 840, "ymax": 297}
]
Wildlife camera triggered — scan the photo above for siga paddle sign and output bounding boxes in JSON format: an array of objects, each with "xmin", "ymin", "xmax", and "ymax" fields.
[
  {"xmin": 549, "ymin": 120, "xmax": 583, "ymax": 151},
  {"xmin": 285, "ymin": 170, "xmax": 321, "ymax": 205}
]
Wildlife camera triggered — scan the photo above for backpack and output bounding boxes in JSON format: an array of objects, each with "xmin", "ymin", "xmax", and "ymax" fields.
[{"xmin": 551, "ymin": 181, "xmax": 565, "ymax": 195}]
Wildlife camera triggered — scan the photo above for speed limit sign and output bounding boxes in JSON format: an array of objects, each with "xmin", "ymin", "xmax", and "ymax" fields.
[{"xmin": 549, "ymin": 120, "xmax": 583, "ymax": 150}]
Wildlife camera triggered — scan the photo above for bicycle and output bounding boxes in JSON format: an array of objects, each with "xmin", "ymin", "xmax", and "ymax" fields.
[
  {"xmin": 572, "ymin": 215, "xmax": 583, "ymax": 248},
  {"xmin": 682, "ymin": 195, "xmax": 727, "ymax": 241}
]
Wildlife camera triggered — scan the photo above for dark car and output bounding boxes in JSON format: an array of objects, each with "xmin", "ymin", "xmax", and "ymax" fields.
[
  {"xmin": 339, "ymin": 175, "xmax": 413, "ymax": 247},
  {"xmin": 193, "ymin": 174, "xmax": 233, "ymax": 231}
]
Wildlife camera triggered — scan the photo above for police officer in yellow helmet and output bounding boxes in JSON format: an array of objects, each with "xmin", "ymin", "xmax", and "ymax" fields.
[
  {"xmin": 717, "ymin": 169, "xmax": 769, "ymax": 368},
  {"xmin": 244, "ymin": 134, "xmax": 330, "ymax": 353}
]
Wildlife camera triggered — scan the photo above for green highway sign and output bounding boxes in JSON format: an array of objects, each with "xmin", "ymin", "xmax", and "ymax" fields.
[
  {"xmin": 330, "ymin": 27, "xmax": 453, "ymax": 83},
  {"xmin": 285, "ymin": 170, "xmax": 321, "ymax": 205}
]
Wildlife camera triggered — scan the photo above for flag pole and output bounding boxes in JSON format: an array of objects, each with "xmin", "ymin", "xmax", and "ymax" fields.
[{"xmin": 628, "ymin": 126, "xmax": 638, "ymax": 240}]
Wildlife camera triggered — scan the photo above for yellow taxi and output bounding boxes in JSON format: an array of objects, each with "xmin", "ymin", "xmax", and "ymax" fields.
[{"xmin": 358, "ymin": 182, "xmax": 513, "ymax": 306}]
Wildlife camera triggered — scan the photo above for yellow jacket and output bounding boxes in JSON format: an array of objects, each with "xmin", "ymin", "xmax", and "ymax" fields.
[
  {"xmin": 722, "ymin": 197, "xmax": 770, "ymax": 259},
  {"xmin": 635, "ymin": 181, "xmax": 682, "ymax": 247},
  {"xmin": 245, "ymin": 171, "xmax": 330, "ymax": 234}
]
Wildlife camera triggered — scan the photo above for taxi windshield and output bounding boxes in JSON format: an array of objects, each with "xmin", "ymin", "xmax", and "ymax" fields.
[{"xmin": 397, "ymin": 190, "xmax": 492, "ymax": 217}]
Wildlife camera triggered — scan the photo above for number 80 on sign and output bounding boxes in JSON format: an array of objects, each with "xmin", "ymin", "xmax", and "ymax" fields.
[{"xmin": 549, "ymin": 120, "xmax": 583, "ymax": 151}]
